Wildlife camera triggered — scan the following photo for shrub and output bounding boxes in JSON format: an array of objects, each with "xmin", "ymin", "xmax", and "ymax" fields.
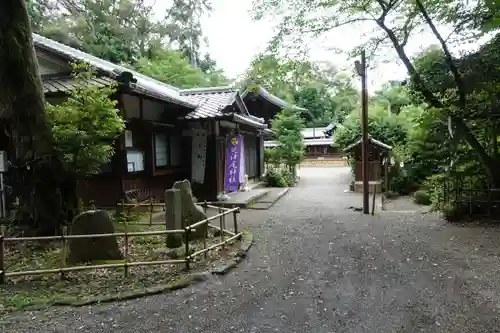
[
  {"xmin": 413, "ymin": 190, "xmax": 431, "ymax": 205},
  {"xmin": 421, "ymin": 173, "xmax": 448, "ymax": 209},
  {"xmin": 281, "ymin": 168, "xmax": 296, "ymax": 186},
  {"xmin": 264, "ymin": 169, "xmax": 288, "ymax": 187},
  {"xmin": 385, "ymin": 190, "xmax": 398, "ymax": 199},
  {"xmin": 441, "ymin": 202, "xmax": 459, "ymax": 221},
  {"xmin": 390, "ymin": 172, "xmax": 416, "ymax": 195}
]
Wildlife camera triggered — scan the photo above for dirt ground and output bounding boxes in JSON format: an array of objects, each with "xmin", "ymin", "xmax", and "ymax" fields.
[{"xmin": 3, "ymin": 167, "xmax": 500, "ymax": 332}]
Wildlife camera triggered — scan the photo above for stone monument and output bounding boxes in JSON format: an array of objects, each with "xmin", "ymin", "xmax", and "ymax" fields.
[
  {"xmin": 67, "ymin": 210, "xmax": 123, "ymax": 264},
  {"xmin": 172, "ymin": 179, "xmax": 208, "ymax": 239}
]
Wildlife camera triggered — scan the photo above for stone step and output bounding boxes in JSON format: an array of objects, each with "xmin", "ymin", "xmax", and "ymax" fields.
[
  {"xmin": 248, "ymin": 188, "xmax": 290, "ymax": 210},
  {"xmin": 214, "ymin": 188, "xmax": 270, "ymax": 208}
]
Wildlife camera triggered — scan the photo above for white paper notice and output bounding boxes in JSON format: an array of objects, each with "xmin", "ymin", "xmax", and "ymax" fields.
[{"xmin": 191, "ymin": 129, "xmax": 207, "ymax": 184}]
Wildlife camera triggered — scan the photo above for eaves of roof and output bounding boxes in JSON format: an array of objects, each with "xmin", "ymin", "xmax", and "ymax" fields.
[{"xmin": 32, "ymin": 33, "xmax": 197, "ymax": 109}]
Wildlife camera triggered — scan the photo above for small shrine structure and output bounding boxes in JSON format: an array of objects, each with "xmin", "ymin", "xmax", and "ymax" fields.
[{"xmin": 343, "ymin": 135, "xmax": 392, "ymax": 193}]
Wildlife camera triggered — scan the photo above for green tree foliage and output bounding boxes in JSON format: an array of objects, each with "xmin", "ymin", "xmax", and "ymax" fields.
[
  {"xmin": 244, "ymin": 54, "xmax": 318, "ymax": 100},
  {"xmin": 46, "ymin": 63, "xmax": 125, "ymax": 220},
  {"xmin": 27, "ymin": 0, "xmax": 226, "ymax": 78},
  {"xmin": 293, "ymin": 85, "xmax": 336, "ymax": 126},
  {"xmin": 334, "ymin": 105, "xmax": 413, "ymax": 152},
  {"xmin": 271, "ymin": 107, "xmax": 305, "ymax": 169},
  {"xmin": 371, "ymin": 81, "xmax": 411, "ymax": 115},
  {"xmin": 482, "ymin": 0, "xmax": 500, "ymax": 32},
  {"xmin": 245, "ymin": 54, "xmax": 358, "ymax": 126},
  {"xmin": 164, "ymin": 0, "xmax": 215, "ymax": 70},
  {"xmin": 253, "ymin": 0, "xmax": 500, "ymax": 187},
  {"xmin": 46, "ymin": 63, "xmax": 125, "ymax": 176},
  {"xmin": 134, "ymin": 50, "xmax": 228, "ymax": 88}
]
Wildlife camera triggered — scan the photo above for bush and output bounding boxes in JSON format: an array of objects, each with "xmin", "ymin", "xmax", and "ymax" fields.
[
  {"xmin": 264, "ymin": 169, "xmax": 288, "ymax": 187},
  {"xmin": 441, "ymin": 202, "xmax": 459, "ymax": 221},
  {"xmin": 390, "ymin": 172, "xmax": 416, "ymax": 195},
  {"xmin": 421, "ymin": 173, "xmax": 448, "ymax": 209},
  {"xmin": 385, "ymin": 190, "xmax": 398, "ymax": 199},
  {"xmin": 263, "ymin": 168, "xmax": 296, "ymax": 187},
  {"xmin": 281, "ymin": 168, "xmax": 296, "ymax": 186},
  {"xmin": 413, "ymin": 190, "xmax": 431, "ymax": 205}
]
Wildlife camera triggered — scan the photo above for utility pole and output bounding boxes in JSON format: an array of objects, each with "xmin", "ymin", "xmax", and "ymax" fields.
[{"xmin": 355, "ymin": 50, "xmax": 369, "ymax": 214}]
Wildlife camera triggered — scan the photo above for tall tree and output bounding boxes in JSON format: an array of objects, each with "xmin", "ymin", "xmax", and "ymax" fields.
[
  {"xmin": 244, "ymin": 54, "xmax": 323, "ymax": 100},
  {"xmin": 133, "ymin": 49, "xmax": 228, "ymax": 88},
  {"xmin": 164, "ymin": 0, "xmax": 213, "ymax": 68},
  {"xmin": 28, "ymin": 0, "xmax": 222, "ymax": 73},
  {"xmin": 245, "ymin": 54, "xmax": 358, "ymax": 125},
  {"xmin": 29, "ymin": 0, "xmax": 170, "ymax": 63},
  {"xmin": 0, "ymin": 0, "xmax": 63, "ymax": 235},
  {"xmin": 252, "ymin": 0, "xmax": 500, "ymax": 186}
]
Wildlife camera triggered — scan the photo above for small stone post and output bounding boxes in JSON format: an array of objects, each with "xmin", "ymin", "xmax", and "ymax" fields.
[{"xmin": 165, "ymin": 189, "xmax": 182, "ymax": 248}]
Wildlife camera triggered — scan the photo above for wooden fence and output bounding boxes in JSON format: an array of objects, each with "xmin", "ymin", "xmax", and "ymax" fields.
[
  {"xmin": 0, "ymin": 205, "xmax": 241, "ymax": 284},
  {"xmin": 443, "ymin": 183, "xmax": 500, "ymax": 218}
]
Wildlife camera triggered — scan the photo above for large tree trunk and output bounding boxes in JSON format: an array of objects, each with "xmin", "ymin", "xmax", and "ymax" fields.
[{"xmin": 0, "ymin": 0, "xmax": 63, "ymax": 235}]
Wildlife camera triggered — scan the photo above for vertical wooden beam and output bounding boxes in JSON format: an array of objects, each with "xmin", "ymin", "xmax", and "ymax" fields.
[
  {"xmin": 139, "ymin": 96, "xmax": 144, "ymax": 120},
  {"xmin": 258, "ymin": 135, "xmax": 264, "ymax": 178},
  {"xmin": 355, "ymin": 50, "xmax": 369, "ymax": 214},
  {"xmin": 150, "ymin": 131, "xmax": 156, "ymax": 177},
  {"xmin": 115, "ymin": 93, "xmax": 127, "ymax": 195}
]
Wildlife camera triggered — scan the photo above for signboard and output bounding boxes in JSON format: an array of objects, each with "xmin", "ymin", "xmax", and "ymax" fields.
[
  {"xmin": 224, "ymin": 135, "xmax": 243, "ymax": 192},
  {"xmin": 191, "ymin": 129, "xmax": 207, "ymax": 184},
  {"xmin": 124, "ymin": 130, "xmax": 133, "ymax": 148}
]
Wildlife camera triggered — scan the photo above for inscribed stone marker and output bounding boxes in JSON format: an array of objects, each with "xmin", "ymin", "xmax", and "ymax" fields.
[{"xmin": 165, "ymin": 189, "xmax": 182, "ymax": 248}]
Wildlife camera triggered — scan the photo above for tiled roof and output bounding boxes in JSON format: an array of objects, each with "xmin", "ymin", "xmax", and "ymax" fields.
[
  {"xmin": 241, "ymin": 86, "xmax": 308, "ymax": 111},
  {"xmin": 179, "ymin": 87, "xmax": 267, "ymax": 129},
  {"xmin": 43, "ymin": 75, "xmax": 116, "ymax": 94},
  {"xmin": 180, "ymin": 87, "xmax": 237, "ymax": 120},
  {"xmin": 343, "ymin": 135, "xmax": 392, "ymax": 152},
  {"xmin": 33, "ymin": 34, "xmax": 196, "ymax": 109},
  {"xmin": 302, "ymin": 127, "xmax": 328, "ymax": 139},
  {"xmin": 265, "ymin": 137, "xmax": 333, "ymax": 147}
]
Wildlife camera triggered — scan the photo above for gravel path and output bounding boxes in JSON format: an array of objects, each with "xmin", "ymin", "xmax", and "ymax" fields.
[{"xmin": 3, "ymin": 167, "xmax": 500, "ymax": 332}]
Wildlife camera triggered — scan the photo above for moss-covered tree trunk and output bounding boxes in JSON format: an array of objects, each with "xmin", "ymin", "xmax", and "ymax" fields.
[{"xmin": 0, "ymin": 0, "xmax": 63, "ymax": 235}]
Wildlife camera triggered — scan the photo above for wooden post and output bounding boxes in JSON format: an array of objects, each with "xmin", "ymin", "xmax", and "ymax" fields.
[
  {"xmin": 202, "ymin": 200, "xmax": 208, "ymax": 258},
  {"xmin": 371, "ymin": 153, "xmax": 382, "ymax": 216},
  {"xmin": 468, "ymin": 179, "xmax": 472, "ymax": 217},
  {"xmin": 355, "ymin": 50, "xmax": 369, "ymax": 214},
  {"xmin": 165, "ymin": 189, "xmax": 182, "ymax": 248},
  {"xmin": 371, "ymin": 182, "xmax": 377, "ymax": 216},
  {"xmin": 0, "ymin": 225, "xmax": 4, "ymax": 284},
  {"xmin": 232, "ymin": 205, "xmax": 238, "ymax": 235},
  {"xmin": 149, "ymin": 197, "xmax": 153, "ymax": 226},
  {"xmin": 60, "ymin": 226, "xmax": 67, "ymax": 280},
  {"xmin": 219, "ymin": 207, "xmax": 225, "ymax": 249},
  {"xmin": 488, "ymin": 183, "xmax": 492, "ymax": 217},
  {"xmin": 124, "ymin": 223, "xmax": 129, "ymax": 277},
  {"xmin": 184, "ymin": 227, "xmax": 190, "ymax": 270},
  {"xmin": 384, "ymin": 153, "xmax": 389, "ymax": 193},
  {"xmin": 117, "ymin": 199, "xmax": 124, "ymax": 216}
]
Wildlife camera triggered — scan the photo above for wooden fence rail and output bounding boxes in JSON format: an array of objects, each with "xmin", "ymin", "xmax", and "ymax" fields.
[
  {"xmin": 0, "ymin": 206, "xmax": 241, "ymax": 284},
  {"xmin": 115, "ymin": 200, "xmax": 233, "ymax": 226}
]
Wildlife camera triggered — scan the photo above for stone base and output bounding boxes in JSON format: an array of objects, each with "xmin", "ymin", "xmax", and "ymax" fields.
[{"xmin": 353, "ymin": 181, "xmax": 381, "ymax": 193}]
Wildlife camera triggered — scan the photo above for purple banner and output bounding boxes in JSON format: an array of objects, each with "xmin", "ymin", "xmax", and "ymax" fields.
[{"xmin": 224, "ymin": 135, "xmax": 242, "ymax": 192}]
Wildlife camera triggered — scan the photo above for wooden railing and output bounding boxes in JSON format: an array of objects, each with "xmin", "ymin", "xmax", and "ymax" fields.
[{"xmin": 0, "ymin": 206, "xmax": 241, "ymax": 284}]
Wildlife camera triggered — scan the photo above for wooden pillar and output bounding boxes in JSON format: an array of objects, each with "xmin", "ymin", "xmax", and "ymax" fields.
[
  {"xmin": 114, "ymin": 93, "xmax": 127, "ymax": 197},
  {"xmin": 258, "ymin": 135, "xmax": 264, "ymax": 178},
  {"xmin": 201, "ymin": 123, "xmax": 218, "ymax": 201},
  {"xmin": 385, "ymin": 152, "xmax": 390, "ymax": 193}
]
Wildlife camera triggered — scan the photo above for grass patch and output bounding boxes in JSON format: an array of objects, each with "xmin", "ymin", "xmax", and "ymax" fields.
[{"xmin": 0, "ymin": 222, "xmax": 241, "ymax": 314}]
